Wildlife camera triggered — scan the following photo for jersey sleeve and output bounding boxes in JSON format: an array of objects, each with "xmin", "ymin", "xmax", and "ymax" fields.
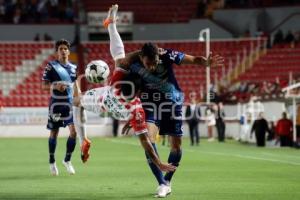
[
  {"xmin": 71, "ymin": 64, "xmax": 78, "ymax": 81},
  {"xmin": 161, "ymin": 48, "xmax": 185, "ymax": 65},
  {"xmin": 109, "ymin": 67, "xmax": 130, "ymax": 86},
  {"xmin": 129, "ymin": 99, "xmax": 148, "ymax": 136},
  {"xmin": 42, "ymin": 63, "xmax": 53, "ymax": 82}
]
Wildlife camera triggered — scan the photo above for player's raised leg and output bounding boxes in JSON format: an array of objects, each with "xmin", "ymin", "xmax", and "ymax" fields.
[{"xmin": 103, "ymin": 4, "xmax": 125, "ymax": 61}]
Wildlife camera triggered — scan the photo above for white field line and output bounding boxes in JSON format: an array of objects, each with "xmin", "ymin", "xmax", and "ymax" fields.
[
  {"xmin": 104, "ymin": 138, "xmax": 300, "ymax": 166},
  {"xmin": 260, "ymin": 152, "xmax": 300, "ymax": 160}
]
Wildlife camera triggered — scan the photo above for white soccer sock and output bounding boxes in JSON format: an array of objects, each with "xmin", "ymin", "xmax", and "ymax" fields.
[
  {"xmin": 73, "ymin": 106, "xmax": 87, "ymax": 146},
  {"xmin": 108, "ymin": 22, "xmax": 125, "ymax": 60}
]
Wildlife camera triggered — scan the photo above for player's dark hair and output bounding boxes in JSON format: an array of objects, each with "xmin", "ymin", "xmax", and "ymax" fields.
[
  {"xmin": 141, "ymin": 43, "xmax": 158, "ymax": 61},
  {"xmin": 55, "ymin": 39, "xmax": 71, "ymax": 51},
  {"xmin": 120, "ymin": 73, "xmax": 142, "ymax": 100}
]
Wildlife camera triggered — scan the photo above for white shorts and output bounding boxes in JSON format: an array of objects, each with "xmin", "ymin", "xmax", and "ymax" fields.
[
  {"xmin": 207, "ymin": 114, "xmax": 216, "ymax": 126},
  {"xmin": 81, "ymin": 86, "xmax": 147, "ymax": 135},
  {"xmin": 81, "ymin": 86, "xmax": 131, "ymax": 120}
]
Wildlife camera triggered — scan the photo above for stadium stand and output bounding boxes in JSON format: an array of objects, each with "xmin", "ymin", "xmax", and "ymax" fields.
[
  {"xmin": 82, "ymin": 0, "xmax": 198, "ymax": 23},
  {"xmin": 0, "ymin": 42, "xmax": 54, "ymax": 107},
  {"xmin": 0, "ymin": 40, "xmax": 256, "ymax": 107},
  {"xmin": 239, "ymin": 45, "xmax": 300, "ymax": 82},
  {"xmin": 83, "ymin": 39, "xmax": 256, "ymax": 102},
  {"xmin": 1, "ymin": 39, "xmax": 299, "ymax": 107},
  {"xmin": 0, "ymin": 0, "xmax": 75, "ymax": 24},
  {"xmin": 221, "ymin": 43, "xmax": 300, "ymax": 103}
]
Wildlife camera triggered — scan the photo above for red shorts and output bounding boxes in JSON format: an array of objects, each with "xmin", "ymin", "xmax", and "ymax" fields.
[
  {"xmin": 129, "ymin": 106, "xmax": 147, "ymax": 135},
  {"xmin": 110, "ymin": 68, "xmax": 147, "ymax": 135}
]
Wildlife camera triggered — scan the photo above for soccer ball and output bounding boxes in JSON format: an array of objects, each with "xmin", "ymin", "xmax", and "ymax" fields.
[{"xmin": 85, "ymin": 60, "xmax": 110, "ymax": 83}]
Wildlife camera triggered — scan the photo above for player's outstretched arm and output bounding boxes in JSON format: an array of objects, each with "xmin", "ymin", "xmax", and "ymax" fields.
[
  {"xmin": 138, "ymin": 133, "xmax": 176, "ymax": 172},
  {"xmin": 41, "ymin": 81, "xmax": 51, "ymax": 91},
  {"xmin": 180, "ymin": 52, "xmax": 224, "ymax": 67}
]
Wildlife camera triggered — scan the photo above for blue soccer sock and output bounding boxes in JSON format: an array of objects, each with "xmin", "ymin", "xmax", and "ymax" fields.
[
  {"xmin": 64, "ymin": 136, "xmax": 76, "ymax": 162},
  {"xmin": 48, "ymin": 137, "xmax": 57, "ymax": 164},
  {"xmin": 145, "ymin": 143, "xmax": 166, "ymax": 185},
  {"xmin": 164, "ymin": 149, "xmax": 182, "ymax": 182}
]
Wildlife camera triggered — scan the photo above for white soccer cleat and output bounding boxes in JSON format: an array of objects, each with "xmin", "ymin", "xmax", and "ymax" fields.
[
  {"xmin": 165, "ymin": 181, "xmax": 172, "ymax": 193},
  {"xmin": 108, "ymin": 4, "xmax": 118, "ymax": 21},
  {"xmin": 62, "ymin": 160, "xmax": 75, "ymax": 175},
  {"xmin": 155, "ymin": 184, "xmax": 171, "ymax": 198},
  {"xmin": 103, "ymin": 4, "xmax": 119, "ymax": 28},
  {"xmin": 49, "ymin": 162, "xmax": 59, "ymax": 176}
]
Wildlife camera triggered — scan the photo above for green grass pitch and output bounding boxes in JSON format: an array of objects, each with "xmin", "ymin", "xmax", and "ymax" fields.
[{"xmin": 0, "ymin": 137, "xmax": 300, "ymax": 200}]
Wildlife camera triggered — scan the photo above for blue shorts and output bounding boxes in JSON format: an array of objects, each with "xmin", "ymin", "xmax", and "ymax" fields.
[
  {"xmin": 143, "ymin": 103, "xmax": 183, "ymax": 137},
  {"xmin": 47, "ymin": 103, "xmax": 73, "ymax": 130}
]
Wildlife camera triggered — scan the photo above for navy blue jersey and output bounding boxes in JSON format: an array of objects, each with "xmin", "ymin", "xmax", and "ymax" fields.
[
  {"xmin": 42, "ymin": 60, "xmax": 77, "ymax": 104},
  {"xmin": 129, "ymin": 48, "xmax": 185, "ymax": 105}
]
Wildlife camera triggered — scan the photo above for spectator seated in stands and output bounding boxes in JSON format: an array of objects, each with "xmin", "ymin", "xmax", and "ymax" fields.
[
  {"xmin": 273, "ymin": 30, "xmax": 284, "ymax": 46},
  {"xmin": 0, "ymin": 0, "xmax": 75, "ymax": 24},
  {"xmin": 285, "ymin": 30, "xmax": 295, "ymax": 43}
]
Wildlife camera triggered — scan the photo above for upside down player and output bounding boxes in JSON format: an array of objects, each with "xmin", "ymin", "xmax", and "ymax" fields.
[
  {"xmin": 103, "ymin": 4, "xmax": 224, "ymax": 197},
  {"xmin": 74, "ymin": 70, "xmax": 175, "ymax": 173},
  {"xmin": 72, "ymin": 24, "xmax": 176, "ymax": 173}
]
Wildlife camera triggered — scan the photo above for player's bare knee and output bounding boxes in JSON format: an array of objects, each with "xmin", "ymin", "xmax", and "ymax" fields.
[
  {"xmin": 146, "ymin": 122, "xmax": 159, "ymax": 143},
  {"xmin": 170, "ymin": 137, "xmax": 182, "ymax": 152},
  {"xmin": 68, "ymin": 125, "xmax": 77, "ymax": 138},
  {"xmin": 69, "ymin": 131, "xmax": 76, "ymax": 138},
  {"xmin": 170, "ymin": 144, "xmax": 181, "ymax": 152},
  {"xmin": 73, "ymin": 96, "xmax": 81, "ymax": 107},
  {"xmin": 50, "ymin": 130, "xmax": 59, "ymax": 138},
  {"xmin": 147, "ymin": 132, "xmax": 157, "ymax": 143}
]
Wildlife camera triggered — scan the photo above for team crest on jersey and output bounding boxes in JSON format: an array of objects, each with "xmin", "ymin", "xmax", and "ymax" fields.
[
  {"xmin": 158, "ymin": 48, "xmax": 167, "ymax": 55},
  {"xmin": 51, "ymin": 113, "xmax": 61, "ymax": 122},
  {"xmin": 70, "ymin": 68, "xmax": 76, "ymax": 73}
]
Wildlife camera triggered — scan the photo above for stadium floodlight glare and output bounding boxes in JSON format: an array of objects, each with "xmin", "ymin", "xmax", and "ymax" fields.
[{"xmin": 199, "ymin": 28, "xmax": 211, "ymax": 104}]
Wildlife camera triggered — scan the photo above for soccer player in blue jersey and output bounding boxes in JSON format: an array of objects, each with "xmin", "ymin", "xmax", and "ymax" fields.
[
  {"xmin": 42, "ymin": 39, "xmax": 90, "ymax": 176},
  {"xmin": 104, "ymin": 4, "xmax": 224, "ymax": 197}
]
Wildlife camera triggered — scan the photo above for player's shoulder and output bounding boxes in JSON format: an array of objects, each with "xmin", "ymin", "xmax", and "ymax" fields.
[
  {"xmin": 44, "ymin": 60, "xmax": 56, "ymax": 71},
  {"xmin": 158, "ymin": 48, "xmax": 168, "ymax": 56},
  {"xmin": 67, "ymin": 62, "xmax": 77, "ymax": 71},
  {"xmin": 47, "ymin": 60, "xmax": 57, "ymax": 66},
  {"xmin": 68, "ymin": 62, "xmax": 77, "ymax": 68},
  {"xmin": 158, "ymin": 48, "xmax": 179, "ymax": 58}
]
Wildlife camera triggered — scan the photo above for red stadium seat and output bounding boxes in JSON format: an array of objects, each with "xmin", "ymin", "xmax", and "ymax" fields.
[{"xmin": 0, "ymin": 42, "xmax": 54, "ymax": 107}]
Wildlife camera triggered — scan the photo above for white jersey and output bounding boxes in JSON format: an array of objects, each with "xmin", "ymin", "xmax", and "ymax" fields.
[
  {"xmin": 81, "ymin": 86, "xmax": 141, "ymax": 120},
  {"xmin": 81, "ymin": 86, "xmax": 147, "ymax": 135}
]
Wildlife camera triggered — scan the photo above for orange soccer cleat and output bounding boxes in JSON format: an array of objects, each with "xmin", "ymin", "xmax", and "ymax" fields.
[
  {"xmin": 81, "ymin": 138, "xmax": 91, "ymax": 163},
  {"xmin": 103, "ymin": 18, "xmax": 113, "ymax": 28},
  {"xmin": 102, "ymin": 4, "xmax": 118, "ymax": 28}
]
